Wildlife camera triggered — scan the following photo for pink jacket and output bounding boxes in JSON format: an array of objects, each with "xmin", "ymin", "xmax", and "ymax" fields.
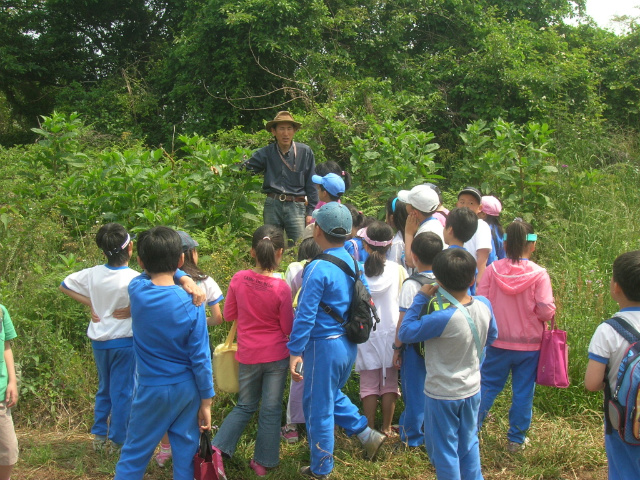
[{"xmin": 477, "ymin": 259, "xmax": 555, "ymax": 351}]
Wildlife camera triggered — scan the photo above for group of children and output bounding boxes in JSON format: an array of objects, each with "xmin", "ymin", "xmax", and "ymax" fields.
[{"xmin": 0, "ymin": 167, "xmax": 636, "ymax": 479}]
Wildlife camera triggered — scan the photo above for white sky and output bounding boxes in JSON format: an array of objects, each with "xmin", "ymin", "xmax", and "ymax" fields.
[{"xmin": 585, "ymin": 0, "xmax": 639, "ymax": 31}]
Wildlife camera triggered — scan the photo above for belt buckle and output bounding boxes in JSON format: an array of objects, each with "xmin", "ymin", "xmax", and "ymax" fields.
[{"xmin": 278, "ymin": 193, "xmax": 288, "ymax": 202}]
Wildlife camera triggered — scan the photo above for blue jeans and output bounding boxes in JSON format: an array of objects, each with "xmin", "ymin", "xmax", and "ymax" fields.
[
  {"xmin": 424, "ymin": 393, "xmax": 483, "ymax": 480},
  {"xmin": 263, "ymin": 196, "xmax": 306, "ymax": 244},
  {"xmin": 478, "ymin": 346, "xmax": 539, "ymax": 444},
  {"xmin": 212, "ymin": 358, "xmax": 288, "ymax": 467}
]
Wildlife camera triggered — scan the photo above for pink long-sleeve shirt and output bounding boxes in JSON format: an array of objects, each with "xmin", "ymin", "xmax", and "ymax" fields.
[
  {"xmin": 477, "ymin": 259, "xmax": 556, "ymax": 351},
  {"xmin": 224, "ymin": 269, "xmax": 294, "ymax": 364}
]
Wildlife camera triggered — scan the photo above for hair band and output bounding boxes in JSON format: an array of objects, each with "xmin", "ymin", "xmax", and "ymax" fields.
[
  {"xmin": 263, "ymin": 236, "xmax": 271, "ymax": 240},
  {"xmin": 361, "ymin": 230, "xmax": 393, "ymax": 248},
  {"xmin": 503, "ymin": 233, "xmax": 537, "ymax": 242},
  {"xmin": 391, "ymin": 197, "xmax": 398, "ymax": 213},
  {"xmin": 104, "ymin": 233, "xmax": 131, "ymax": 257}
]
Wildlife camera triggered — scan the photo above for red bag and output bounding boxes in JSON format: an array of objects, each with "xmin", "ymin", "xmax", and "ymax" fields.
[
  {"xmin": 536, "ymin": 316, "xmax": 570, "ymax": 388},
  {"xmin": 194, "ymin": 430, "xmax": 227, "ymax": 480}
]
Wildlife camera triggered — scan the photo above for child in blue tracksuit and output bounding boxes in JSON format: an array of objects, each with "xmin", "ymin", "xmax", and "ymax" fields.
[
  {"xmin": 393, "ymin": 232, "xmax": 443, "ymax": 447},
  {"xmin": 114, "ymin": 227, "xmax": 215, "ymax": 480},
  {"xmin": 287, "ymin": 203, "xmax": 386, "ymax": 479},
  {"xmin": 399, "ymin": 248, "xmax": 498, "ymax": 480},
  {"xmin": 585, "ymin": 250, "xmax": 640, "ymax": 479}
]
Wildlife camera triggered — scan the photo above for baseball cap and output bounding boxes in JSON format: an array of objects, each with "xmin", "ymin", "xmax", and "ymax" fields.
[
  {"xmin": 458, "ymin": 186, "xmax": 482, "ymax": 204},
  {"xmin": 481, "ymin": 196, "xmax": 502, "ymax": 216},
  {"xmin": 177, "ymin": 231, "xmax": 199, "ymax": 252},
  {"xmin": 312, "ymin": 202, "xmax": 352, "ymax": 238},
  {"xmin": 312, "ymin": 173, "xmax": 345, "ymax": 197},
  {"xmin": 397, "ymin": 185, "xmax": 439, "ymax": 214}
]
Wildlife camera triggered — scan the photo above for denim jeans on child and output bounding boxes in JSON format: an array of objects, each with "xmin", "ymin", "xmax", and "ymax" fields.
[
  {"xmin": 212, "ymin": 358, "xmax": 289, "ymax": 467},
  {"xmin": 263, "ymin": 196, "xmax": 307, "ymax": 244},
  {"xmin": 478, "ymin": 346, "xmax": 540, "ymax": 444}
]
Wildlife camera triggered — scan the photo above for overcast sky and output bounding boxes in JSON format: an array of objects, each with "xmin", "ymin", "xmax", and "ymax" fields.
[{"xmin": 585, "ymin": 0, "xmax": 639, "ymax": 31}]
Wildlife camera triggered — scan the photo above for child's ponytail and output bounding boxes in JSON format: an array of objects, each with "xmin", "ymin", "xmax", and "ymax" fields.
[
  {"xmin": 252, "ymin": 225, "xmax": 285, "ymax": 272},
  {"xmin": 504, "ymin": 219, "xmax": 535, "ymax": 262},
  {"xmin": 362, "ymin": 221, "xmax": 394, "ymax": 277}
]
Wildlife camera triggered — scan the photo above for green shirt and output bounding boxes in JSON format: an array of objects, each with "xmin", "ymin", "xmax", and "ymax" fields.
[{"xmin": 0, "ymin": 305, "xmax": 17, "ymax": 400}]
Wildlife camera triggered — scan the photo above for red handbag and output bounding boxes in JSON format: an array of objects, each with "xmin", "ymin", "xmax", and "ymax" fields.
[
  {"xmin": 194, "ymin": 430, "xmax": 227, "ymax": 480},
  {"xmin": 536, "ymin": 316, "xmax": 570, "ymax": 388}
]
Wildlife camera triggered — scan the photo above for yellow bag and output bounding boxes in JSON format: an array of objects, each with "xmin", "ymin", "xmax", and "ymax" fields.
[{"xmin": 213, "ymin": 321, "xmax": 239, "ymax": 393}]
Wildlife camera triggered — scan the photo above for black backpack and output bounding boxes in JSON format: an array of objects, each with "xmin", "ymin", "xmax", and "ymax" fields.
[{"xmin": 311, "ymin": 253, "xmax": 380, "ymax": 344}]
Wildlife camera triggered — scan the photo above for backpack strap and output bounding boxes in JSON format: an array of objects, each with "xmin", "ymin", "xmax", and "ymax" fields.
[
  {"xmin": 436, "ymin": 288, "xmax": 484, "ymax": 363},
  {"xmin": 602, "ymin": 316, "xmax": 640, "ymax": 434},
  {"xmin": 403, "ymin": 272, "xmax": 431, "ymax": 287},
  {"xmin": 311, "ymin": 253, "xmax": 358, "ymax": 325}
]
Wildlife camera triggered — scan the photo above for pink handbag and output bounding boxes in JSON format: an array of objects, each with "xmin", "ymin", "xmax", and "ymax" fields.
[{"xmin": 536, "ymin": 316, "xmax": 569, "ymax": 388}]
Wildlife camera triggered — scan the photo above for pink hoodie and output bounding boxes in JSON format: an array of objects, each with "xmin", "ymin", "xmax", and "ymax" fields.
[{"xmin": 477, "ymin": 259, "xmax": 556, "ymax": 351}]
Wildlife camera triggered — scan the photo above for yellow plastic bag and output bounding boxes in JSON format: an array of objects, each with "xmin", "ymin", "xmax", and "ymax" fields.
[{"xmin": 213, "ymin": 321, "xmax": 239, "ymax": 393}]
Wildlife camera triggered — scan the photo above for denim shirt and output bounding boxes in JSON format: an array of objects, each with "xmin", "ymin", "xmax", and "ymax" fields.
[{"xmin": 243, "ymin": 141, "xmax": 318, "ymax": 216}]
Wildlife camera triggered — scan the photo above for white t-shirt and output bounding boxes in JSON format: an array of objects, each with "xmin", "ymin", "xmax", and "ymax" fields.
[
  {"xmin": 62, "ymin": 265, "xmax": 139, "ymax": 341},
  {"xmin": 399, "ymin": 271, "xmax": 436, "ymax": 312},
  {"xmin": 201, "ymin": 276, "xmax": 224, "ymax": 306},
  {"xmin": 464, "ymin": 218, "xmax": 493, "ymax": 260},
  {"xmin": 387, "ymin": 231, "xmax": 405, "ymax": 269},
  {"xmin": 416, "ymin": 217, "xmax": 445, "ymax": 246}
]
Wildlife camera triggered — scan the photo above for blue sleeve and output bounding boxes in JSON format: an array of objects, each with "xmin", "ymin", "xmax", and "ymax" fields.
[
  {"xmin": 475, "ymin": 296, "xmax": 498, "ymax": 347},
  {"xmin": 189, "ymin": 306, "xmax": 215, "ymax": 399},
  {"xmin": 287, "ymin": 261, "xmax": 324, "ymax": 356},
  {"xmin": 242, "ymin": 147, "xmax": 267, "ymax": 174},
  {"xmin": 398, "ymin": 292, "xmax": 451, "ymax": 343}
]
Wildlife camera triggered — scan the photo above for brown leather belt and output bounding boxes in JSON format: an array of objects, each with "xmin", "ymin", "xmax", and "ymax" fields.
[{"xmin": 267, "ymin": 193, "xmax": 306, "ymax": 202}]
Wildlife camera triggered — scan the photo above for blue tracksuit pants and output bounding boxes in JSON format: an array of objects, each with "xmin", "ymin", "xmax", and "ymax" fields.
[
  {"xmin": 114, "ymin": 378, "xmax": 201, "ymax": 480},
  {"xmin": 478, "ymin": 346, "xmax": 539, "ymax": 444},
  {"xmin": 398, "ymin": 344, "xmax": 426, "ymax": 446},
  {"xmin": 303, "ymin": 336, "xmax": 368, "ymax": 476},
  {"xmin": 424, "ymin": 392, "xmax": 483, "ymax": 480},
  {"xmin": 92, "ymin": 345, "xmax": 135, "ymax": 445}
]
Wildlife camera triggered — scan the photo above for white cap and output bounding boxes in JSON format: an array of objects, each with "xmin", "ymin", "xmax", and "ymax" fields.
[{"xmin": 397, "ymin": 185, "xmax": 439, "ymax": 214}]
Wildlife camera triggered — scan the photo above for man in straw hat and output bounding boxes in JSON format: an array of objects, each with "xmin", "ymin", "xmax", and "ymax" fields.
[{"xmin": 242, "ymin": 111, "xmax": 318, "ymax": 244}]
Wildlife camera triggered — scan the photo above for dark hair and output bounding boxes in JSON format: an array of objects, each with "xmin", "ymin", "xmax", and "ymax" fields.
[
  {"xmin": 298, "ymin": 237, "xmax": 321, "ymax": 262},
  {"xmin": 613, "ymin": 250, "xmax": 640, "ymax": 302},
  {"xmin": 386, "ymin": 197, "xmax": 408, "ymax": 241},
  {"xmin": 411, "ymin": 232, "xmax": 444, "ymax": 267},
  {"xmin": 425, "ymin": 183, "xmax": 443, "ymax": 204},
  {"xmin": 318, "ymin": 185, "xmax": 342, "ymax": 202},
  {"xmin": 317, "ymin": 226, "xmax": 347, "ymax": 245},
  {"xmin": 181, "ymin": 248, "xmax": 208, "ymax": 282},
  {"xmin": 504, "ymin": 220, "xmax": 535, "ymax": 262},
  {"xmin": 252, "ymin": 225, "xmax": 285, "ymax": 271},
  {"xmin": 96, "ymin": 223, "xmax": 131, "ymax": 267},
  {"xmin": 483, "ymin": 213, "xmax": 504, "ymax": 251},
  {"xmin": 315, "ymin": 161, "xmax": 352, "ymax": 191},
  {"xmin": 363, "ymin": 221, "xmax": 393, "ymax": 277},
  {"xmin": 446, "ymin": 208, "xmax": 478, "ymax": 243},
  {"xmin": 432, "ymin": 248, "xmax": 476, "ymax": 292},
  {"xmin": 137, "ymin": 226, "xmax": 182, "ymax": 274},
  {"xmin": 345, "ymin": 203, "xmax": 365, "ymax": 231}
]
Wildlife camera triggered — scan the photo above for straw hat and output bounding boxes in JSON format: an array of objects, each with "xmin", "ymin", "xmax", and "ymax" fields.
[{"xmin": 265, "ymin": 111, "xmax": 302, "ymax": 131}]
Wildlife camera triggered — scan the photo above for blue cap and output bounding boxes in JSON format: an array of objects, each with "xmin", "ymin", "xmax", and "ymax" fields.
[
  {"xmin": 312, "ymin": 202, "xmax": 352, "ymax": 238},
  {"xmin": 177, "ymin": 231, "xmax": 199, "ymax": 252},
  {"xmin": 312, "ymin": 173, "xmax": 345, "ymax": 197}
]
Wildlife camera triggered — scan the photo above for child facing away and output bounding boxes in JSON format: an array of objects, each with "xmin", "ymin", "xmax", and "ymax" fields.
[
  {"xmin": 399, "ymin": 248, "xmax": 497, "ymax": 480},
  {"xmin": 59, "ymin": 223, "xmax": 139, "ymax": 451},
  {"xmin": 114, "ymin": 227, "xmax": 214, "ymax": 480},
  {"xmin": 344, "ymin": 203, "xmax": 375, "ymax": 262},
  {"xmin": 212, "ymin": 225, "xmax": 294, "ymax": 477},
  {"xmin": 479, "ymin": 195, "xmax": 505, "ymax": 262},
  {"xmin": 476, "ymin": 220, "xmax": 556, "ymax": 452},
  {"xmin": 385, "ymin": 196, "xmax": 409, "ymax": 268},
  {"xmin": 281, "ymin": 237, "xmax": 322, "ymax": 443},
  {"xmin": 393, "ymin": 232, "xmax": 443, "ymax": 447},
  {"xmin": 0, "ymin": 305, "xmax": 18, "ymax": 480},
  {"xmin": 287, "ymin": 202, "xmax": 386, "ymax": 480},
  {"xmin": 356, "ymin": 221, "xmax": 408, "ymax": 436},
  {"xmin": 585, "ymin": 250, "xmax": 640, "ymax": 479},
  {"xmin": 155, "ymin": 230, "xmax": 225, "ymax": 467},
  {"xmin": 456, "ymin": 187, "xmax": 495, "ymax": 284},
  {"xmin": 424, "ymin": 183, "xmax": 449, "ymax": 228}
]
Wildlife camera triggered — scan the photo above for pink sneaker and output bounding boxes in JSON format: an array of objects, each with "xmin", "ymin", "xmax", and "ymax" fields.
[
  {"xmin": 155, "ymin": 444, "xmax": 172, "ymax": 467},
  {"xmin": 250, "ymin": 459, "xmax": 267, "ymax": 477},
  {"xmin": 280, "ymin": 425, "xmax": 299, "ymax": 444}
]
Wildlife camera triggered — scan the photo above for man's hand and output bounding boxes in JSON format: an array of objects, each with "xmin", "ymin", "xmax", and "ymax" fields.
[
  {"xmin": 198, "ymin": 398, "xmax": 212, "ymax": 432},
  {"xmin": 305, "ymin": 215, "xmax": 312, "ymax": 226},
  {"xmin": 290, "ymin": 355, "xmax": 303, "ymax": 382}
]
